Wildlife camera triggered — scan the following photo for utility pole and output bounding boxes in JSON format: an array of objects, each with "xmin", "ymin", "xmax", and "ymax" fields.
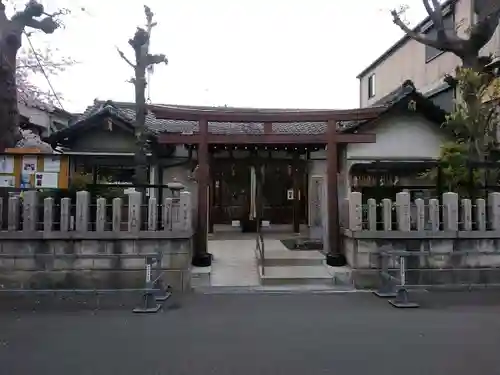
[{"xmin": 118, "ymin": 5, "xmax": 167, "ymax": 193}]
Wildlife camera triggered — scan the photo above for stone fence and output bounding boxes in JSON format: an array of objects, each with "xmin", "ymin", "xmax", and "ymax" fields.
[
  {"xmin": 342, "ymin": 191, "xmax": 500, "ymax": 288},
  {"xmin": 0, "ymin": 189, "xmax": 194, "ymax": 291}
]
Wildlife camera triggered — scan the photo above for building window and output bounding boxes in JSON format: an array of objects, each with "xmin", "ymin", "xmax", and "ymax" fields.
[
  {"xmin": 425, "ymin": 14, "xmax": 455, "ymax": 63},
  {"xmin": 368, "ymin": 74, "xmax": 376, "ymax": 98}
]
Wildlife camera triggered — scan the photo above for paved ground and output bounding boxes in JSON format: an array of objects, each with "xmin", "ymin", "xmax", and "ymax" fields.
[
  {"xmin": 1, "ymin": 291, "xmax": 500, "ymax": 375},
  {"xmin": 208, "ymin": 239, "xmax": 260, "ymax": 287}
]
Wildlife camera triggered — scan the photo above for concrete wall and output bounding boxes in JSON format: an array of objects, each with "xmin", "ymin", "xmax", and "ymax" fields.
[
  {"xmin": 359, "ymin": 0, "xmax": 500, "ymax": 107},
  {"xmin": 342, "ymin": 191, "xmax": 500, "ymax": 288},
  {"xmin": 345, "ymin": 114, "xmax": 448, "ymax": 160},
  {"xmin": 0, "ymin": 189, "xmax": 194, "ymax": 292}
]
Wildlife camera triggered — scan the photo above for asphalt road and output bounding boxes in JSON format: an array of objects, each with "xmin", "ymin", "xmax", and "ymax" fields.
[{"xmin": 1, "ymin": 291, "xmax": 500, "ymax": 375}]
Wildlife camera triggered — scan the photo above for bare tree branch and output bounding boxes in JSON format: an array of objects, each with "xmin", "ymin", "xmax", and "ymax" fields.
[
  {"xmin": 147, "ymin": 53, "xmax": 167, "ymax": 66},
  {"xmin": 468, "ymin": 9, "xmax": 500, "ymax": 52},
  {"xmin": 116, "ymin": 47, "xmax": 135, "ymax": 68},
  {"xmin": 422, "ymin": 0, "xmax": 447, "ymax": 40},
  {"xmin": 10, "ymin": 1, "xmax": 58, "ymax": 34},
  {"xmin": 391, "ymin": 9, "xmax": 445, "ymax": 49},
  {"xmin": 391, "ymin": 3, "xmax": 500, "ymax": 69}
]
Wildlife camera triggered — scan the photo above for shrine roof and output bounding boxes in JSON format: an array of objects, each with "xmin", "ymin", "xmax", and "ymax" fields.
[{"xmin": 341, "ymin": 80, "xmax": 448, "ymax": 133}]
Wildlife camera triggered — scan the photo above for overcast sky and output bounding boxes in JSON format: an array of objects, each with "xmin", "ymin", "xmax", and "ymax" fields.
[{"xmin": 13, "ymin": 0, "xmax": 430, "ymax": 113}]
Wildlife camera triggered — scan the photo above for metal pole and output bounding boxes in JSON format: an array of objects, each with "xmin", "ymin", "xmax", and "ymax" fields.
[
  {"xmin": 133, "ymin": 255, "xmax": 161, "ymax": 313},
  {"xmin": 389, "ymin": 254, "xmax": 419, "ymax": 309}
]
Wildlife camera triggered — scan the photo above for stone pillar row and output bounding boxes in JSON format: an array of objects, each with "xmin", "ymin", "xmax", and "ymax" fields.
[
  {"xmin": 0, "ymin": 190, "xmax": 192, "ymax": 232},
  {"xmin": 345, "ymin": 192, "xmax": 500, "ymax": 232}
]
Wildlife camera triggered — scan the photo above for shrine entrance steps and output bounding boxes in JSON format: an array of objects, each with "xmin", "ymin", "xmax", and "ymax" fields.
[
  {"xmin": 192, "ymin": 238, "xmax": 354, "ymax": 293},
  {"xmin": 258, "ymin": 245, "xmax": 352, "ymax": 288}
]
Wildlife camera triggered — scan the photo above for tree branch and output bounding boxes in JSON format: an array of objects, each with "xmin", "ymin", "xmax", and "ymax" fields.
[
  {"xmin": 391, "ymin": 9, "xmax": 445, "ymax": 49},
  {"xmin": 468, "ymin": 9, "xmax": 500, "ymax": 53},
  {"xmin": 117, "ymin": 47, "xmax": 136, "ymax": 68},
  {"xmin": 147, "ymin": 53, "xmax": 168, "ymax": 66},
  {"xmin": 10, "ymin": 1, "xmax": 59, "ymax": 34},
  {"xmin": 422, "ymin": 0, "xmax": 447, "ymax": 40}
]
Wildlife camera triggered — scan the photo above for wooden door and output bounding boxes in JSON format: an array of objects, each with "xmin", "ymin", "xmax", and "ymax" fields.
[
  {"xmin": 211, "ymin": 161, "xmax": 251, "ymax": 224},
  {"xmin": 261, "ymin": 161, "xmax": 294, "ymax": 224}
]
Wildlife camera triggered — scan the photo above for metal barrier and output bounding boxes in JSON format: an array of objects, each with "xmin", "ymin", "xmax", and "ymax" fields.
[
  {"xmin": 373, "ymin": 250, "xmax": 419, "ymax": 308},
  {"xmin": 256, "ymin": 231, "xmax": 265, "ymax": 276},
  {"xmin": 133, "ymin": 252, "xmax": 172, "ymax": 313},
  {"xmin": 0, "ymin": 252, "xmax": 172, "ymax": 314},
  {"xmin": 373, "ymin": 248, "xmax": 500, "ymax": 308}
]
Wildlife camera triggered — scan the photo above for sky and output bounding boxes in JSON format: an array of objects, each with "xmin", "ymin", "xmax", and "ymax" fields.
[{"xmin": 11, "ymin": 0, "xmax": 431, "ymax": 114}]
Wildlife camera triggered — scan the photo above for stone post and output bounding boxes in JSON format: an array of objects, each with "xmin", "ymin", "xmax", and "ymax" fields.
[
  {"xmin": 476, "ymin": 198, "xmax": 486, "ymax": 231},
  {"xmin": 414, "ymin": 198, "xmax": 425, "ymax": 231},
  {"xmin": 96, "ymin": 197, "xmax": 107, "ymax": 232},
  {"xmin": 163, "ymin": 197, "xmax": 173, "ymax": 231},
  {"xmin": 75, "ymin": 191, "xmax": 90, "ymax": 232},
  {"xmin": 180, "ymin": 191, "xmax": 192, "ymax": 231},
  {"xmin": 395, "ymin": 192, "xmax": 410, "ymax": 232},
  {"xmin": 348, "ymin": 192, "xmax": 362, "ymax": 231},
  {"xmin": 442, "ymin": 192, "xmax": 459, "ymax": 231},
  {"xmin": 148, "ymin": 197, "xmax": 157, "ymax": 231},
  {"xmin": 367, "ymin": 198, "xmax": 377, "ymax": 230},
  {"xmin": 7, "ymin": 196, "xmax": 19, "ymax": 231},
  {"xmin": 60, "ymin": 198, "xmax": 70, "ymax": 232},
  {"xmin": 461, "ymin": 199, "xmax": 472, "ymax": 231},
  {"xmin": 128, "ymin": 191, "xmax": 142, "ymax": 232},
  {"xmin": 43, "ymin": 197, "xmax": 54, "ymax": 232},
  {"xmin": 23, "ymin": 190, "xmax": 38, "ymax": 232},
  {"xmin": 112, "ymin": 198, "xmax": 122, "ymax": 232},
  {"xmin": 382, "ymin": 198, "xmax": 392, "ymax": 231},
  {"xmin": 429, "ymin": 199, "xmax": 440, "ymax": 231},
  {"xmin": 488, "ymin": 192, "xmax": 500, "ymax": 230}
]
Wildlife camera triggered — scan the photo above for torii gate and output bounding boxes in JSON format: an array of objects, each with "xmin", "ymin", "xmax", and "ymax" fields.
[{"xmin": 149, "ymin": 105, "xmax": 385, "ymax": 267}]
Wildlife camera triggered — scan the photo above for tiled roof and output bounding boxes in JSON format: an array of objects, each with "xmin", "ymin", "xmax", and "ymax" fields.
[{"xmin": 76, "ymin": 100, "xmax": 356, "ymax": 135}]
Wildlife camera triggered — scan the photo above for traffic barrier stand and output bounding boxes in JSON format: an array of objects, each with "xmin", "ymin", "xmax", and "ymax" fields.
[
  {"xmin": 388, "ymin": 255, "xmax": 419, "ymax": 308},
  {"xmin": 133, "ymin": 254, "xmax": 162, "ymax": 313}
]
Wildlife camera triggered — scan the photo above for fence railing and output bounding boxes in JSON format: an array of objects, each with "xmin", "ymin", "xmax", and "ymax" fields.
[
  {"xmin": 0, "ymin": 189, "xmax": 192, "ymax": 235},
  {"xmin": 342, "ymin": 191, "xmax": 500, "ymax": 233}
]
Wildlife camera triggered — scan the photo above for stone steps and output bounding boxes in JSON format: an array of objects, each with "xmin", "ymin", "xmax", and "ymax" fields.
[
  {"xmin": 194, "ymin": 285, "xmax": 357, "ymax": 294},
  {"xmin": 260, "ymin": 250, "xmax": 325, "ymax": 267},
  {"xmin": 257, "ymin": 247, "xmax": 353, "ymax": 288}
]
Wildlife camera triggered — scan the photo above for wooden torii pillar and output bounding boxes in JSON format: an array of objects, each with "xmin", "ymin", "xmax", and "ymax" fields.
[{"xmin": 150, "ymin": 106, "xmax": 385, "ymax": 267}]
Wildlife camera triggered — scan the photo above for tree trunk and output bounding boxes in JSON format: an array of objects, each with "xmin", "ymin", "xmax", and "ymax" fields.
[
  {"xmin": 0, "ymin": 62, "xmax": 22, "ymax": 151},
  {"xmin": 133, "ymin": 64, "xmax": 148, "ymax": 197}
]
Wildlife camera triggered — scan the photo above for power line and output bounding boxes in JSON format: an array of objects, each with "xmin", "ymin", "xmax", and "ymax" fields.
[{"xmin": 23, "ymin": 32, "xmax": 65, "ymax": 110}]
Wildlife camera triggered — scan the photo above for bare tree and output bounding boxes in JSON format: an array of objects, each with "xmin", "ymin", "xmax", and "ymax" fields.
[
  {"xmin": 117, "ymin": 5, "xmax": 168, "ymax": 191},
  {"xmin": 391, "ymin": 0, "xmax": 500, "ymax": 70},
  {"xmin": 0, "ymin": 0, "xmax": 62, "ymax": 151}
]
